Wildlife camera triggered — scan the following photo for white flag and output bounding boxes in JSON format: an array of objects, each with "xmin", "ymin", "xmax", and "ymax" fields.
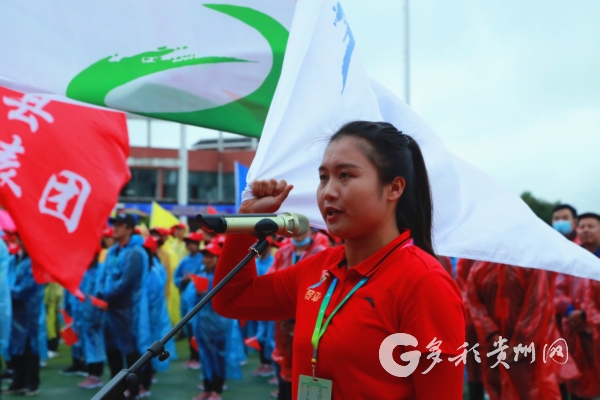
[
  {"xmin": 245, "ymin": 0, "xmax": 600, "ymax": 280},
  {"xmin": 0, "ymin": 0, "xmax": 296, "ymax": 137}
]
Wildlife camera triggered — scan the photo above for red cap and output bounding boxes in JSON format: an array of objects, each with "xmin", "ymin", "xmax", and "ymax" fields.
[
  {"xmin": 7, "ymin": 242, "xmax": 19, "ymax": 255},
  {"xmin": 215, "ymin": 234, "xmax": 226, "ymax": 247},
  {"xmin": 102, "ymin": 227, "xmax": 114, "ymax": 238},
  {"xmin": 184, "ymin": 232, "xmax": 204, "ymax": 244},
  {"xmin": 150, "ymin": 227, "xmax": 171, "ymax": 237},
  {"xmin": 143, "ymin": 236, "xmax": 158, "ymax": 253},
  {"xmin": 201, "ymin": 242, "xmax": 221, "ymax": 257},
  {"xmin": 134, "ymin": 227, "xmax": 142, "ymax": 235},
  {"xmin": 170, "ymin": 222, "xmax": 186, "ymax": 235},
  {"xmin": 271, "ymin": 236, "xmax": 288, "ymax": 248}
]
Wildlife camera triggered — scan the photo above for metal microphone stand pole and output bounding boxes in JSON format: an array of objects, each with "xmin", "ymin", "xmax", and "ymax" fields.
[{"xmin": 92, "ymin": 236, "xmax": 270, "ymax": 400}]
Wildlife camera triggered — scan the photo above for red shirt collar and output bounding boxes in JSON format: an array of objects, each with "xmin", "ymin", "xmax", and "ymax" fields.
[{"xmin": 331, "ymin": 230, "xmax": 413, "ymax": 278}]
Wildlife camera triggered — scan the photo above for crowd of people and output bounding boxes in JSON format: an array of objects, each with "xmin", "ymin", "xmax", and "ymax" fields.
[
  {"xmin": 0, "ymin": 209, "xmax": 340, "ymax": 400},
  {"xmin": 458, "ymin": 205, "xmax": 600, "ymax": 400},
  {"xmin": 0, "ymin": 201, "xmax": 599, "ymax": 400}
]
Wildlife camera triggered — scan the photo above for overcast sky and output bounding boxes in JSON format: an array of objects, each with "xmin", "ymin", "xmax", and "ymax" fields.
[{"xmin": 129, "ymin": 0, "xmax": 600, "ymax": 213}]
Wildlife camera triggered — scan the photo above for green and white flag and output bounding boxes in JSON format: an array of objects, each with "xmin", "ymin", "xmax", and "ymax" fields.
[{"xmin": 0, "ymin": 1, "xmax": 295, "ymax": 137}]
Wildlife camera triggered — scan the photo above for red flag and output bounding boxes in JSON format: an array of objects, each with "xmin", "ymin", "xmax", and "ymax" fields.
[
  {"xmin": 0, "ymin": 87, "xmax": 130, "ymax": 293},
  {"xmin": 60, "ymin": 324, "xmax": 79, "ymax": 346},
  {"xmin": 190, "ymin": 336, "xmax": 199, "ymax": 352},
  {"xmin": 243, "ymin": 336, "xmax": 262, "ymax": 351},
  {"xmin": 60, "ymin": 309, "xmax": 73, "ymax": 326},
  {"xmin": 190, "ymin": 274, "xmax": 209, "ymax": 292},
  {"xmin": 207, "ymin": 205, "xmax": 218, "ymax": 215},
  {"xmin": 87, "ymin": 294, "xmax": 109, "ymax": 310}
]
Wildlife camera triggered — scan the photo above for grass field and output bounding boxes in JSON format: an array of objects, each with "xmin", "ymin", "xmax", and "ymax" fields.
[
  {"xmin": 3, "ymin": 340, "xmax": 275, "ymax": 400},
  {"xmin": 2, "ymin": 340, "xmax": 480, "ymax": 399}
]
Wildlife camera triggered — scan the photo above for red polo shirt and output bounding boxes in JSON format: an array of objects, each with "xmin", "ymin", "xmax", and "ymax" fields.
[{"xmin": 214, "ymin": 231, "xmax": 466, "ymax": 399}]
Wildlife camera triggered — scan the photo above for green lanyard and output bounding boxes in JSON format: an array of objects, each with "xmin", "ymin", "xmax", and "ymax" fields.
[{"xmin": 310, "ymin": 276, "xmax": 368, "ymax": 377}]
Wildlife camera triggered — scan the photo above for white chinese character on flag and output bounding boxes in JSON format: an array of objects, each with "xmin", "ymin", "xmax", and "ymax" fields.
[
  {"xmin": 0, "ymin": 134, "xmax": 25, "ymax": 197},
  {"xmin": 39, "ymin": 171, "xmax": 91, "ymax": 233},
  {"xmin": 3, "ymin": 94, "xmax": 54, "ymax": 133}
]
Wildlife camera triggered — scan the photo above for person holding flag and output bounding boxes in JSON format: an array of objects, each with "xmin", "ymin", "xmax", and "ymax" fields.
[
  {"xmin": 96, "ymin": 213, "xmax": 150, "ymax": 399},
  {"xmin": 3, "ymin": 235, "xmax": 45, "ymax": 396},
  {"xmin": 174, "ymin": 232, "xmax": 205, "ymax": 370},
  {"xmin": 189, "ymin": 243, "xmax": 240, "ymax": 400},
  {"xmin": 58, "ymin": 290, "xmax": 87, "ymax": 378},
  {"xmin": 213, "ymin": 121, "xmax": 466, "ymax": 399},
  {"xmin": 74, "ymin": 252, "xmax": 106, "ymax": 390}
]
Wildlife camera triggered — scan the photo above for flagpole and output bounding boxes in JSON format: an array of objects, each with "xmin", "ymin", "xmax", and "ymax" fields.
[
  {"xmin": 178, "ymin": 124, "xmax": 188, "ymax": 223},
  {"xmin": 404, "ymin": 0, "xmax": 410, "ymax": 105},
  {"xmin": 217, "ymin": 131, "xmax": 224, "ymax": 202}
]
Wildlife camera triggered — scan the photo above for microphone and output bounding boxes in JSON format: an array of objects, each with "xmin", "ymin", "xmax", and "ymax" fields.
[{"xmin": 195, "ymin": 212, "xmax": 310, "ymax": 238}]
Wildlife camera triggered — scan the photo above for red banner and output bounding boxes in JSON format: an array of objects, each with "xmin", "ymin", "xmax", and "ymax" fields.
[{"xmin": 0, "ymin": 86, "xmax": 130, "ymax": 293}]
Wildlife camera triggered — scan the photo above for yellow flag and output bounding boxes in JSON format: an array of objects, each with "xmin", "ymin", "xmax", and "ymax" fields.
[{"xmin": 150, "ymin": 201, "xmax": 180, "ymax": 229}]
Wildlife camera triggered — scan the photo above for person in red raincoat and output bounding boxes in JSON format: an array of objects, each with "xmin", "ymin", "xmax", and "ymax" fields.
[
  {"xmin": 551, "ymin": 205, "xmax": 581, "ymax": 245},
  {"xmin": 554, "ymin": 214, "xmax": 600, "ymax": 400},
  {"xmin": 550, "ymin": 204, "xmax": 586, "ymax": 399},
  {"xmin": 467, "ymin": 262, "xmax": 561, "ymax": 400},
  {"xmin": 457, "ymin": 259, "xmax": 485, "ymax": 400},
  {"xmin": 267, "ymin": 229, "xmax": 327, "ymax": 400},
  {"xmin": 579, "ymin": 213, "xmax": 600, "ymax": 400},
  {"xmin": 436, "ymin": 256, "xmax": 454, "ymax": 277}
]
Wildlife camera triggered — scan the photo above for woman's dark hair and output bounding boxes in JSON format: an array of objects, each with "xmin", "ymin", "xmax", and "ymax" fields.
[{"xmin": 329, "ymin": 121, "xmax": 434, "ymax": 256}]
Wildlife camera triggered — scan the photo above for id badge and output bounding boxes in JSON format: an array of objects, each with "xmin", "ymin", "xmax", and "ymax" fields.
[{"xmin": 298, "ymin": 374, "xmax": 332, "ymax": 400}]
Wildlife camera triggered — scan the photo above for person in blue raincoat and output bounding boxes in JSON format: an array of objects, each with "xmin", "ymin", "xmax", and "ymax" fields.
[
  {"xmin": 173, "ymin": 232, "xmax": 204, "ymax": 370},
  {"xmin": 190, "ymin": 243, "xmax": 241, "ymax": 400},
  {"xmin": 140, "ymin": 236, "xmax": 177, "ymax": 393},
  {"xmin": 73, "ymin": 253, "xmax": 106, "ymax": 390},
  {"xmin": 0, "ymin": 236, "xmax": 11, "ymax": 384},
  {"xmin": 3, "ymin": 236, "xmax": 45, "ymax": 396},
  {"xmin": 58, "ymin": 288, "xmax": 87, "ymax": 377},
  {"xmin": 251, "ymin": 238, "xmax": 277, "ymax": 378},
  {"xmin": 96, "ymin": 214, "xmax": 150, "ymax": 399}
]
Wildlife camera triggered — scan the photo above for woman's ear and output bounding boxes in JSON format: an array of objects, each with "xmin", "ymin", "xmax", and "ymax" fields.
[{"xmin": 387, "ymin": 177, "xmax": 406, "ymax": 201}]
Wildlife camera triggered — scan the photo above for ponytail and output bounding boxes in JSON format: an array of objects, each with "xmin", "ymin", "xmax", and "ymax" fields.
[
  {"xmin": 329, "ymin": 121, "xmax": 434, "ymax": 256},
  {"xmin": 400, "ymin": 137, "xmax": 433, "ymax": 255}
]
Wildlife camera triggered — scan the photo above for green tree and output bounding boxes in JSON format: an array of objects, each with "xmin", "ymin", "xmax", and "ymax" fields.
[{"xmin": 520, "ymin": 191, "xmax": 560, "ymax": 224}]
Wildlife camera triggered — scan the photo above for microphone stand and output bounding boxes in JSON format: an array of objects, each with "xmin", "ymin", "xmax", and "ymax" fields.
[{"xmin": 92, "ymin": 235, "xmax": 270, "ymax": 400}]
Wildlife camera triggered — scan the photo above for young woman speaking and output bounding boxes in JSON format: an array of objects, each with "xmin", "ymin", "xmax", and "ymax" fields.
[{"xmin": 214, "ymin": 121, "xmax": 466, "ymax": 399}]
